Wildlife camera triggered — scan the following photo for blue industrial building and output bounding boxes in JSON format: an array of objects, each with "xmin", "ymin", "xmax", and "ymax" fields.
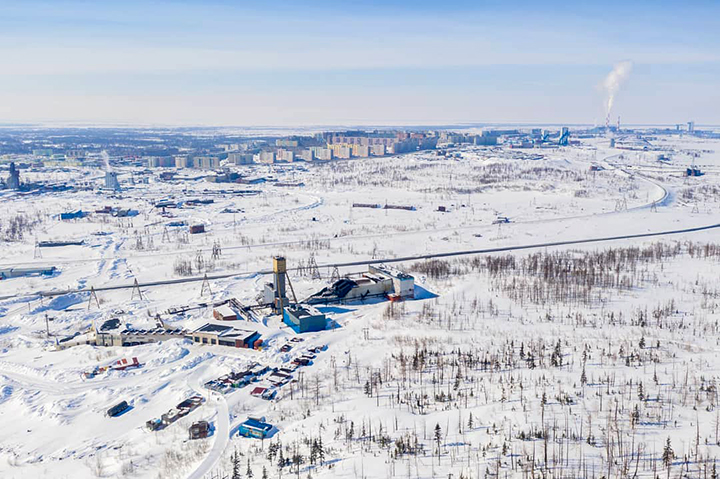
[
  {"xmin": 0, "ymin": 266, "xmax": 57, "ymax": 280},
  {"xmin": 238, "ymin": 417, "xmax": 274, "ymax": 439},
  {"xmin": 60, "ymin": 210, "xmax": 86, "ymax": 220},
  {"xmin": 282, "ymin": 304, "xmax": 327, "ymax": 333}
]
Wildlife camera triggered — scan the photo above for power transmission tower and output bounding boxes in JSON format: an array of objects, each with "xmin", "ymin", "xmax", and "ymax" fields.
[
  {"xmin": 330, "ymin": 266, "xmax": 341, "ymax": 283},
  {"xmin": 88, "ymin": 286, "xmax": 101, "ymax": 310},
  {"xmin": 200, "ymin": 274, "xmax": 212, "ymax": 297},
  {"xmin": 145, "ymin": 227, "xmax": 154, "ymax": 250},
  {"xmin": 307, "ymin": 253, "xmax": 321, "ymax": 280},
  {"xmin": 131, "ymin": 278, "xmax": 144, "ymax": 301},
  {"xmin": 161, "ymin": 227, "xmax": 170, "ymax": 243},
  {"xmin": 33, "ymin": 239, "xmax": 42, "ymax": 259},
  {"xmin": 211, "ymin": 241, "xmax": 222, "ymax": 261},
  {"xmin": 195, "ymin": 250, "xmax": 205, "ymax": 272},
  {"xmin": 650, "ymin": 201, "xmax": 658, "ymax": 213}
]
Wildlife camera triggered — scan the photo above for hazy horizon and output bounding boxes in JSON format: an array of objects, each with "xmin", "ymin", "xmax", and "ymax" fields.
[{"xmin": 2, "ymin": 0, "xmax": 719, "ymax": 126}]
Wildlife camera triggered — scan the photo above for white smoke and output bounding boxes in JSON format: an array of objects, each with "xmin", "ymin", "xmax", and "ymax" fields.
[
  {"xmin": 603, "ymin": 60, "xmax": 633, "ymax": 118},
  {"xmin": 101, "ymin": 150, "xmax": 111, "ymax": 171}
]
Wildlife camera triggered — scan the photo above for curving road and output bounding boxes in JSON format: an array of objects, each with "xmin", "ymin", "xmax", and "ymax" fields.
[{"xmin": 186, "ymin": 392, "xmax": 230, "ymax": 479}]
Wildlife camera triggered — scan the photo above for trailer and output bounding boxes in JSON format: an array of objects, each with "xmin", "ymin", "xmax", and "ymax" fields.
[{"xmin": 107, "ymin": 400, "xmax": 130, "ymax": 417}]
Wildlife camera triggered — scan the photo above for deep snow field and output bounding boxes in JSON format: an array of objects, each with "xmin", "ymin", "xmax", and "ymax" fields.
[{"xmin": 2, "ymin": 133, "xmax": 720, "ymax": 478}]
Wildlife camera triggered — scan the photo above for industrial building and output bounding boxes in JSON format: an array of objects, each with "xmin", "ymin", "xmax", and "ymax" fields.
[
  {"xmin": 282, "ymin": 304, "xmax": 327, "ymax": 333},
  {"xmin": 37, "ymin": 240, "xmax": 84, "ymax": 247},
  {"xmin": 105, "ymin": 171, "xmax": 121, "ymax": 191},
  {"xmin": 5, "ymin": 162, "xmax": 20, "ymax": 190},
  {"xmin": 306, "ymin": 265, "xmax": 414, "ymax": 304},
  {"xmin": 262, "ymin": 256, "xmax": 290, "ymax": 314},
  {"xmin": 213, "ymin": 305, "xmax": 238, "ymax": 321},
  {"xmin": 238, "ymin": 417, "xmax": 274, "ymax": 439},
  {"xmin": 93, "ymin": 327, "xmax": 188, "ymax": 348},
  {"xmin": 0, "ymin": 266, "xmax": 57, "ymax": 280},
  {"xmin": 60, "ymin": 210, "xmax": 86, "ymax": 220},
  {"xmin": 190, "ymin": 323, "xmax": 262, "ymax": 349}
]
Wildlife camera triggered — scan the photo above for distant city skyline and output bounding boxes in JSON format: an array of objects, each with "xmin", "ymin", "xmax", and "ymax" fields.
[{"xmin": 1, "ymin": 0, "xmax": 719, "ymax": 126}]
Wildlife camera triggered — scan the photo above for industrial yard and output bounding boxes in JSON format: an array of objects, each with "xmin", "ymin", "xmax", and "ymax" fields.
[{"xmin": 2, "ymin": 125, "xmax": 720, "ymax": 479}]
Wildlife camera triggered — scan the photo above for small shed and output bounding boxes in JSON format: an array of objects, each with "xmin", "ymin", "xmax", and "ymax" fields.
[
  {"xmin": 190, "ymin": 224, "xmax": 205, "ymax": 234},
  {"xmin": 213, "ymin": 305, "xmax": 237, "ymax": 321}
]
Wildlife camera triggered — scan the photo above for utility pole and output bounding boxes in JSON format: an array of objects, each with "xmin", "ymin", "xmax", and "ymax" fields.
[{"xmin": 44, "ymin": 313, "xmax": 54, "ymax": 337}]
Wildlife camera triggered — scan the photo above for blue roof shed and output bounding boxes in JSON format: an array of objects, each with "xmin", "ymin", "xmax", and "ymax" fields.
[{"xmin": 238, "ymin": 417, "xmax": 273, "ymax": 439}]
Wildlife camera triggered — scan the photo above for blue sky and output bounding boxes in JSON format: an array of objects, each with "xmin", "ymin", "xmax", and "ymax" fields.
[{"xmin": 0, "ymin": 0, "xmax": 718, "ymax": 126}]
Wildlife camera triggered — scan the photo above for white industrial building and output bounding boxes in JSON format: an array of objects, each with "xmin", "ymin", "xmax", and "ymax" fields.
[{"xmin": 306, "ymin": 264, "xmax": 414, "ymax": 304}]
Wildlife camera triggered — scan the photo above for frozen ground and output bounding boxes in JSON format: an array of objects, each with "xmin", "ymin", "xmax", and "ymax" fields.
[{"xmin": 2, "ymin": 133, "xmax": 720, "ymax": 478}]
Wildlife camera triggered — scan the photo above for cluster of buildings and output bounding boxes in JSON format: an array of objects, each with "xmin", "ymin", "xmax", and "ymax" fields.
[
  {"xmin": 244, "ymin": 131, "xmax": 434, "ymax": 164},
  {"xmin": 321, "ymin": 130, "xmax": 438, "ymax": 159},
  {"xmin": 145, "ymin": 395, "xmax": 205, "ymax": 432},
  {"xmin": 141, "ymin": 130, "xmax": 441, "ymax": 170}
]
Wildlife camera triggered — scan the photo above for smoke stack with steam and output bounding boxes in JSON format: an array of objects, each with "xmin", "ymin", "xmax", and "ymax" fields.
[
  {"xmin": 101, "ymin": 150, "xmax": 111, "ymax": 171},
  {"xmin": 603, "ymin": 60, "xmax": 633, "ymax": 128},
  {"xmin": 101, "ymin": 151, "xmax": 121, "ymax": 191}
]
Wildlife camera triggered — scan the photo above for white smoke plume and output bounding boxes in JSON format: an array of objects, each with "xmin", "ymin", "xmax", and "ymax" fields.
[
  {"xmin": 603, "ymin": 60, "xmax": 633, "ymax": 118},
  {"xmin": 101, "ymin": 150, "xmax": 111, "ymax": 171}
]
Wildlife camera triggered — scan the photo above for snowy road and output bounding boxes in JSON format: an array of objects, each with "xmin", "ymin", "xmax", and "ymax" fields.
[{"xmin": 186, "ymin": 392, "xmax": 230, "ymax": 479}]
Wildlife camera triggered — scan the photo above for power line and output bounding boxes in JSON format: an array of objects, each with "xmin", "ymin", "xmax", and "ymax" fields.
[{"xmin": 6, "ymin": 221, "xmax": 719, "ymax": 301}]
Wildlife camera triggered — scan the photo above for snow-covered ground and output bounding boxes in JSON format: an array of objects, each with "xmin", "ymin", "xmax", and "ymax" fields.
[{"xmin": 2, "ymin": 133, "xmax": 720, "ymax": 478}]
